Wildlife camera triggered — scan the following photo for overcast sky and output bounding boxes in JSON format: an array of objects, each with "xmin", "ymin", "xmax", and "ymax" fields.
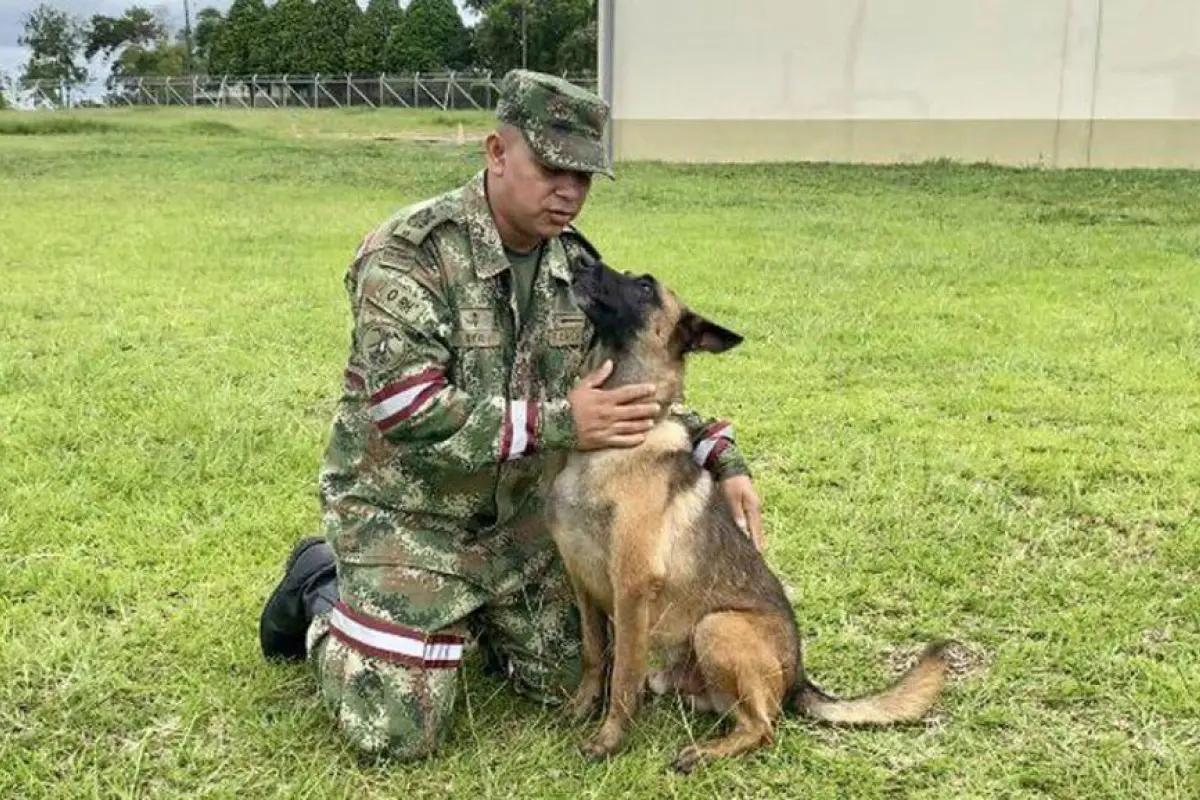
[{"xmin": 1, "ymin": 1, "xmax": 477, "ymax": 80}]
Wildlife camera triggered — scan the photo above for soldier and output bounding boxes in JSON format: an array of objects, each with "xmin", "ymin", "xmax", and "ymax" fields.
[{"xmin": 258, "ymin": 69, "xmax": 764, "ymax": 760}]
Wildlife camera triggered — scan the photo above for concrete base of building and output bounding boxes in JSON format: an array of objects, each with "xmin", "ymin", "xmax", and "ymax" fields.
[{"xmin": 612, "ymin": 119, "xmax": 1200, "ymax": 169}]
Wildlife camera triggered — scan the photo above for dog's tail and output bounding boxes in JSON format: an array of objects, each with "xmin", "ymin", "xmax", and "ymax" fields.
[{"xmin": 790, "ymin": 640, "xmax": 951, "ymax": 725}]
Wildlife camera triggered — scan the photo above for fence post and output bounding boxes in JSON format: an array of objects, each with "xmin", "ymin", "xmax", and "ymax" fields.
[
  {"xmin": 413, "ymin": 72, "xmax": 419, "ymax": 107},
  {"xmin": 313, "ymin": 74, "xmax": 320, "ymax": 107},
  {"xmin": 379, "ymin": 72, "xmax": 385, "ymax": 108}
]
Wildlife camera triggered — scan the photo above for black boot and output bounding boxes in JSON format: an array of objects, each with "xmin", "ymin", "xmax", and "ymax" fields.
[{"xmin": 259, "ymin": 536, "xmax": 339, "ymax": 662}]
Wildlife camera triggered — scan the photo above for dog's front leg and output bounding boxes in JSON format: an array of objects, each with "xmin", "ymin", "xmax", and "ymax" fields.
[
  {"xmin": 566, "ymin": 575, "xmax": 609, "ymax": 722},
  {"xmin": 581, "ymin": 583, "xmax": 653, "ymax": 760}
]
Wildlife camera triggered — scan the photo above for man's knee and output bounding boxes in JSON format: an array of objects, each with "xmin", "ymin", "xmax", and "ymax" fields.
[{"xmin": 308, "ymin": 613, "xmax": 460, "ymax": 760}]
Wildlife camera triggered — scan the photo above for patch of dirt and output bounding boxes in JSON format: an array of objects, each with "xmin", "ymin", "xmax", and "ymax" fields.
[{"xmin": 882, "ymin": 639, "xmax": 989, "ymax": 682}]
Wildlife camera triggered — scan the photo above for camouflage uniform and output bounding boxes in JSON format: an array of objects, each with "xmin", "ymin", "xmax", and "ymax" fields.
[{"xmin": 304, "ymin": 70, "xmax": 750, "ymax": 760}]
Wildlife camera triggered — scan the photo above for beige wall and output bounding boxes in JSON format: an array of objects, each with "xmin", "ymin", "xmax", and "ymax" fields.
[{"xmin": 603, "ymin": 0, "xmax": 1200, "ymax": 168}]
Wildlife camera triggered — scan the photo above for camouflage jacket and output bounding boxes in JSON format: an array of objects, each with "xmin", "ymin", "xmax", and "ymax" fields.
[{"xmin": 318, "ymin": 170, "xmax": 749, "ymax": 586}]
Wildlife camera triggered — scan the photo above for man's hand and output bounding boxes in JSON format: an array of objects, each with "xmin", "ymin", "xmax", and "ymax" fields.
[
  {"xmin": 568, "ymin": 360, "xmax": 660, "ymax": 451},
  {"xmin": 721, "ymin": 475, "xmax": 764, "ymax": 550}
]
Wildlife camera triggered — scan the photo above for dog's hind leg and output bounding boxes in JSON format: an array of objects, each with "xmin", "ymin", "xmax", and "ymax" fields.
[{"xmin": 672, "ymin": 612, "xmax": 789, "ymax": 773}]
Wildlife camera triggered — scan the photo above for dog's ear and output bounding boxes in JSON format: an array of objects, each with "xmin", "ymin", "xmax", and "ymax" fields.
[{"xmin": 680, "ymin": 310, "xmax": 743, "ymax": 354}]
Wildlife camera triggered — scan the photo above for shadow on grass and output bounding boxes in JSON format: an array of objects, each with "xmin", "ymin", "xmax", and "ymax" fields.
[
  {"xmin": 0, "ymin": 116, "xmax": 119, "ymax": 136},
  {"xmin": 0, "ymin": 113, "xmax": 246, "ymax": 138}
]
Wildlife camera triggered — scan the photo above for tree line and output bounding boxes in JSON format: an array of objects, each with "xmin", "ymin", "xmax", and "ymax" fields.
[{"xmin": 11, "ymin": 0, "xmax": 596, "ymax": 95}]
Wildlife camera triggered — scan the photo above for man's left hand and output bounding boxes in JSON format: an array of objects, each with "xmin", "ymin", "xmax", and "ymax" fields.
[{"xmin": 720, "ymin": 475, "xmax": 764, "ymax": 550}]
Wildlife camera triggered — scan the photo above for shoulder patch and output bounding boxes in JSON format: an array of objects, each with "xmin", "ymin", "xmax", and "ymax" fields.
[
  {"xmin": 393, "ymin": 192, "xmax": 459, "ymax": 247},
  {"xmin": 360, "ymin": 266, "xmax": 441, "ymax": 330},
  {"xmin": 360, "ymin": 323, "xmax": 407, "ymax": 369}
]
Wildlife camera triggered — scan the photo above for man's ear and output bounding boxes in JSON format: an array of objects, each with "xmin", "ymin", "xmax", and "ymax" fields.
[
  {"xmin": 680, "ymin": 310, "xmax": 743, "ymax": 354},
  {"xmin": 484, "ymin": 130, "xmax": 506, "ymax": 174}
]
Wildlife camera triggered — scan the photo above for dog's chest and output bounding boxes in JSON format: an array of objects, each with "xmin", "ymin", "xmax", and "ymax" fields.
[
  {"xmin": 547, "ymin": 423, "xmax": 697, "ymax": 612},
  {"xmin": 547, "ymin": 454, "xmax": 618, "ymax": 604}
]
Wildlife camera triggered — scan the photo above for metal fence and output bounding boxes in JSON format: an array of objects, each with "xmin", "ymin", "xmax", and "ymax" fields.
[{"xmin": 10, "ymin": 71, "xmax": 599, "ymax": 111}]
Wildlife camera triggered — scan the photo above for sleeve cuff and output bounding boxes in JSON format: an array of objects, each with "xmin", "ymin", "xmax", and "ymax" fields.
[
  {"xmin": 710, "ymin": 446, "xmax": 751, "ymax": 482},
  {"xmin": 536, "ymin": 398, "xmax": 577, "ymax": 451},
  {"xmin": 690, "ymin": 421, "xmax": 752, "ymax": 481}
]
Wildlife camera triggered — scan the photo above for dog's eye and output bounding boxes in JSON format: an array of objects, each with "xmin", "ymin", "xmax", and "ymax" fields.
[{"xmin": 639, "ymin": 279, "xmax": 654, "ymax": 297}]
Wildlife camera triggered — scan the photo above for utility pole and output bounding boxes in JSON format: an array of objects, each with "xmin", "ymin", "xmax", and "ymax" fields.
[
  {"xmin": 520, "ymin": 1, "xmax": 528, "ymax": 69},
  {"xmin": 183, "ymin": 0, "xmax": 194, "ymax": 74}
]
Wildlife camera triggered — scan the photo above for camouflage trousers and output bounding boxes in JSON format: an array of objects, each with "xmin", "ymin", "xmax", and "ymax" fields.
[{"xmin": 304, "ymin": 544, "xmax": 582, "ymax": 760}]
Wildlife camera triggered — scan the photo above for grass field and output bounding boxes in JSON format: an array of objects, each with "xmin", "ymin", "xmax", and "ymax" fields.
[{"xmin": 2, "ymin": 107, "xmax": 1198, "ymax": 798}]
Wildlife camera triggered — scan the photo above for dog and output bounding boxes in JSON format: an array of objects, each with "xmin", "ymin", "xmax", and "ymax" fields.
[{"xmin": 544, "ymin": 251, "xmax": 951, "ymax": 773}]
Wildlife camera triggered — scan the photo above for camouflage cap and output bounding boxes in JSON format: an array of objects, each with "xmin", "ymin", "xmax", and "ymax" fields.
[{"xmin": 495, "ymin": 69, "xmax": 614, "ymax": 179}]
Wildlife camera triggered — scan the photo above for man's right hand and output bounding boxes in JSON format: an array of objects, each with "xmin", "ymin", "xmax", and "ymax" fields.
[{"xmin": 568, "ymin": 360, "xmax": 660, "ymax": 450}]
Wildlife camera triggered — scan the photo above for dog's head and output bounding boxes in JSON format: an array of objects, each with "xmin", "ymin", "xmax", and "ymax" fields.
[{"xmin": 570, "ymin": 251, "xmax": 742, "ymax": 393}]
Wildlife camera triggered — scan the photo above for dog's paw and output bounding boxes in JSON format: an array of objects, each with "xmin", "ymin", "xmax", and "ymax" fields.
[
  {"xmin": 579, "ymin": 738, "xmax": 613, "ymax": 761},
  {"xmin": 672, "ymin": 745, "xmax": 704, "ymax": 774},
  {"xmin": 580, "ymin": 725, "xmax": 625, "ymax": 761}
]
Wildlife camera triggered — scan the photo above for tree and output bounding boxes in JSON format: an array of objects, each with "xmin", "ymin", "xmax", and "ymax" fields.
[
  {"xmin": 109, "ymin": 43, "xmax": 190, "ymax": 82},
  {"xmin": 193, "ymin": 7, "xmax": 226, "ymax": 71},
  {"xmin": 473, "ymin": 0, "xmax": 595, "ymax": 74},
  {"xmin": 263, "ymin": 0, "xmax": 312, "ymax": 74},
  {"xmin": 346, "ymin": 0, "xmax": 402, "ymax": 74},
  {"xmin": 309, "ymin": 0, "xmax": 362, "ymax": 73},
  {"xmin": 85, "ymin": 6, "xmax": 164, "ymax": 60},
  {"xmin": 381, "ymin": 13, "xmax": 408, "ymax": 72},
  {"xmin": 257, "ymin": 0, "xmax": 359, "ymax": 75},
  {"xmin": 207, "ymin": 0, "xmax": 270, "ymax": 75},
  {"xmin": 385, "ymin": 0, "xmax": 471, "ymax": 72},
  {"xmin": 85, "ymin": 7, "xmax": 194, "ymax": 88},
  {"xmin": 556, "ymin": 17, "xmax": 596, "ymax": 73},
  {"xmin": 18, "ymin": 3, "xmax": 89, "ymax": 95}
]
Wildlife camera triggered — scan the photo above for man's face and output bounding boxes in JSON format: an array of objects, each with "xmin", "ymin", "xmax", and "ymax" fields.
[{"xmin": 488, "ymin": 128, "xmax": 593, "ymax": 243}]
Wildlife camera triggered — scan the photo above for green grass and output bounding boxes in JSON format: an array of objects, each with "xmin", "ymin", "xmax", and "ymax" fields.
[
  {"xmin": 0, "ymin": 105, "xmax": 493, "ymax": 139},
  {"xmin": 2, "ymin": 107, "xmax": 1198, "ymax": 798}
]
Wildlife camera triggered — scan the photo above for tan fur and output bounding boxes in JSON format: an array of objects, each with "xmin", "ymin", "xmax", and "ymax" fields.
[
  {"xmin": 795, "ymin": 642, "xmax": 949, "ymax": 725},
  {"xmin": 547, "ymin": 274, "xmax": 951, "ymax": 772}
]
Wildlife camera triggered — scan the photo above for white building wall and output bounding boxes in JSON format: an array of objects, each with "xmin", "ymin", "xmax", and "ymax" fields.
[{"xmin": 603, "ymin": 0, "xmax": 1200, "ymax": 167}]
